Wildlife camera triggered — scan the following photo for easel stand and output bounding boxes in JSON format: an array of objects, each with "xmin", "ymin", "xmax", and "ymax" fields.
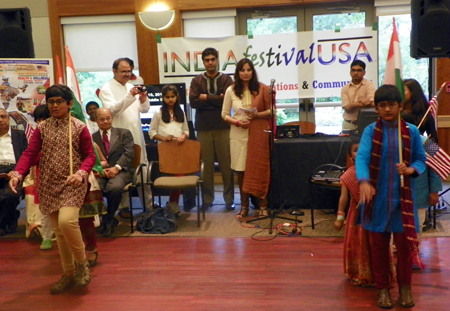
[{"xmin": 246, "ymin": 82, "xmax": 303, "ymax": 234}]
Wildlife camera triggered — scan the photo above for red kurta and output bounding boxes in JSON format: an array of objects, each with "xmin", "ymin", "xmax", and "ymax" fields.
[
  {"xmin": 15, "ymin": 116, "xmax": 95, "ymax": 215},
  {"xmin": 242, "ymin": 83, "xmax": 271, "ymax": 199}
]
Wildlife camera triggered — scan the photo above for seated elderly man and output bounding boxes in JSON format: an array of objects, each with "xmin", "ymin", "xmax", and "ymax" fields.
[
  {"xmin": 92, "ymin": 108, "xmax": 134, "ymax": 237},
  {"xmin": 0, "ymin": 108, "xmax": 28, "ymax": 236}
]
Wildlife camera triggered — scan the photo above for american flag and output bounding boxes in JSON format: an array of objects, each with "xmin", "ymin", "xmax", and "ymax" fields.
[
  {"xmin": 429, "ymin": 87, "xmax": 443, "ymax": 130},
  {"xmin": 424, "ymin": 138, "xmax": 450, "ymax": 180},
  {"xmin": 25, "ymin": 123, "xmax": 35, "ymax": 142}
]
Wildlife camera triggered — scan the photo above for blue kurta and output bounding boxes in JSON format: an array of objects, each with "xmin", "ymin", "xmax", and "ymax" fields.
[{"xmin": 355, "ymin": 120, "xmax": 427, "ymax": 233}]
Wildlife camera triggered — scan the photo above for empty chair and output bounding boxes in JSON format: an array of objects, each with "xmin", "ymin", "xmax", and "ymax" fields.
[{"xmin": 147, "ymin": 139, "xmax": 205, "ymax": 227}]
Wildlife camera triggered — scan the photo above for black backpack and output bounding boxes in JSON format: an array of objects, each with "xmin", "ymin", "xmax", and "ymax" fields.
[{"xmin": 136, "ymin": 208, "xmax": 177, "ymax": 234}]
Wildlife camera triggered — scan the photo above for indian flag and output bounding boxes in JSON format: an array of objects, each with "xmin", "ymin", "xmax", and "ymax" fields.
[
  {"xmin": 383, "ymin": 18, "xmax": 404, "ymax": 101},
  {"xmin": 65, "ymin": 46, "xmax": 87, "ymax": 122},
  {"xmin": 65, "ymin": 46, "xmax": 103, "ymax": 174}
]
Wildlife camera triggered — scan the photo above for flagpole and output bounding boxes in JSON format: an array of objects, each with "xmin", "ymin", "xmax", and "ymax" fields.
[
  {"xmin": 398, "ymin": 113, "xmax": 404, "ymax": 187},
  {"xmin": 69, "ymin": 111, "xmax": 73, "ymax": 176},
  {"xmin": 417, "ymin": 105, "xmax": 432, "ymax": 129},
  {"xmin": 417, "ymin": 82, "xmax": 448, "ymax": 129}
]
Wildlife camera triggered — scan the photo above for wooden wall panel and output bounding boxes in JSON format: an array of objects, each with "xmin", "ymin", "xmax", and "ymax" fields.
[
  {"xmin": 55, "ymin": 0, "xmax": 135, "ymax": 16},
  {"xmin": 436, "ymin": 58, "xmax": 450, "ymax": 155},
  {"xmin": 48, "ymin": 0, "xmax": 65, "ymax": 74},
  {"xmin": 177, "ymin": 0, "xmax": 345, "ymax": 11},
  {"xmin": 135, "ymin": 0, "xmax": 182, "ymax": 84}
]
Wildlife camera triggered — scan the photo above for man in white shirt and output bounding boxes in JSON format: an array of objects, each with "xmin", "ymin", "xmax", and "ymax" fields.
[
  {"xmin": 0, "ymin": 108, "xmax": 27, "ymax": 236},
  {"xmin": 85, "ymin": 101, "xmax": 99, "ymax": 134},
  {"xmin": 341, "ymin": 60, "xmax": 375, "ymax": 131},
  {"xmin": 99, "ymin": 58, "xmax": 152, "ymax": 210}
]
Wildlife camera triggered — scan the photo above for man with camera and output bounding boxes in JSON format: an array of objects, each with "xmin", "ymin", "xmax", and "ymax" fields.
[{"xmin": 99, "ymin": 58, "xmax": 152, "ymax": 210}]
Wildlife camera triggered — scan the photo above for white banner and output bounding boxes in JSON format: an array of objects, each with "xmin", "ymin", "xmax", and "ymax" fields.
[
  {"xmin": 0, "ymin": 59, "xmax": 53, "ymax": 129},
  {"xmin": 157, "ymin": 27, "xmax": 378, "ymax": 99}
]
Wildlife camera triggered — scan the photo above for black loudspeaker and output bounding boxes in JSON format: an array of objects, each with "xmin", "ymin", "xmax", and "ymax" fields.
[
  {"xmin": 411, "ymin": 0, "xmax": 450, "ymax": 58},
  {"xmin": 0, "ymin": 7, "xmax": 35, "ymax": 58}
]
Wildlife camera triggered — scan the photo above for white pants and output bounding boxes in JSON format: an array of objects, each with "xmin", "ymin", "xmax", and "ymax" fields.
[{"xmin": 49, "ymin": 207, "xmax": 86, "ymax": 276}]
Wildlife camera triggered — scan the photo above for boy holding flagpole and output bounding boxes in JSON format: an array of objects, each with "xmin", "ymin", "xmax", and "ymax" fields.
[
  {"xmin": 356, "ymin": 85, "xmax": 426, "ymax": 309},
  {"xmin": 9, "ymin": 85, "xmax": 96, "ymax": 295}
]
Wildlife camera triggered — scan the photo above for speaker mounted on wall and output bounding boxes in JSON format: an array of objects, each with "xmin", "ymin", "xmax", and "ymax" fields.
[
  {"xmin": 411, "ymin": 0, "xmax": 450, "ymax": 58},
  {"xmin": 0, "ymin": 7, "xmax": 35, "ymax": 58}
]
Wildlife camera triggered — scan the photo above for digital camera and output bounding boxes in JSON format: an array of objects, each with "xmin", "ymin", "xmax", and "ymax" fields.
[{"xmin": 137, "ymin": 85, "xmax": 147, "ymax": 93}]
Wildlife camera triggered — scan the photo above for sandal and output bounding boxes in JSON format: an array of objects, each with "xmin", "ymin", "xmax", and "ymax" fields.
[
  {"xmin": 87, "ymin": 250, "xmax": 98, "ymax": 267},
  {"xmin": 258, "ymin": 209, "xmax": 269, "ymax": 218},
  {"xmin": 235, "ymin": 208, "xmax": 249, "ymax": 219}
]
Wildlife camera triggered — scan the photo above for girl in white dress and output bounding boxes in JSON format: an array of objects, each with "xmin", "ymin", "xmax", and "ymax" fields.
[{"xmin": 148, "ymin": 85, "xmax": 189, "ymax": 212}]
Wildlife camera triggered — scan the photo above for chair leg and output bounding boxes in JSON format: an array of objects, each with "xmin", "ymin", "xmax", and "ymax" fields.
[
  {"xmin": 201, "ymin": 187, "xmax": 205, "ymax": 221},
  {"xmin": 129, "ymin": 190, "xmax": 134, "ymax": 233},
  {"xmin": 433, "ymin": 203, "xmax": 437, "ymax": 229},
  {"xmin": 197, "ymin": 185, "xmax": 200, "ymax": 227}
]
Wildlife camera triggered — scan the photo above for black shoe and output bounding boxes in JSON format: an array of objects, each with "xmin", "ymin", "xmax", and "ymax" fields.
[
  {"xmin": 183, "ymin": 198, "xmax": 196, "ymax": 212},
  {"xmin": 118, "ymin": 208, "xmax": 131, "ymax": 219},
  {"xmin": 202, "ymin": 203, "xmax": 213, "ymax": 210},
  {"xmin": 5, "ymin": 210, "xmax": 20, "ymax": 234},
  {"xmin": 225, "ymin": 203, "xmax": 236, "ymax": 210},
  {"xmin": 96, "ymin": 221, "xmax": 106, "ymax": 235},
  {"xmin": 102, "ymin": 222, "xmax": 112, "ymax": 237},
  {"xmin": 103, "ymin": 218, "xmax": 118, "ymax": 237},
  {"xmin": 6, "ymin": 223, "xmax": 17, "ymax": 234},
  {"xmin": 183, "ymin": 203, "xmax": 195, "ymax": 212}
]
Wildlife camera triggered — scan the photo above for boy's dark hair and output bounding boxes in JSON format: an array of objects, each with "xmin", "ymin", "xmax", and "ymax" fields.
[
  {"xmin": 347, "ymin": 136, "xmax": 361, "ymax": 156},
  {"xmin": 86, "ymin": 101, "xmax": 99, "ymax": 110},
  {"xmin": 33, "ymin": 105, "xmax": 50, "ymax": 122},
  {"xmin": 374, "ymin": 84, "xmax": 402, "ymax": 105},
  {"xmin": 350, "ymin": 60, "xmax": 366, "ymax": 70},
  {"xmin": 202, "ymin": 47, "xmax": 218, "ymax": 60},
  {"xmin": 45, "ymin": 84, "xmax": 73, "ymax": 102}
]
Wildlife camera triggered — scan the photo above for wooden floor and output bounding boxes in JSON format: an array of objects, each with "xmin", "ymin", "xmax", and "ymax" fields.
[{"xmin": 2, "ymin": 236, "xmax": 449, "ymax": 311}]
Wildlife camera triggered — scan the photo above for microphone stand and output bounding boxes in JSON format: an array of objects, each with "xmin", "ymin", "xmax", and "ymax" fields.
[{"xmin": 246, "ymin": 80, "xmax": 303, "ymax": 234}]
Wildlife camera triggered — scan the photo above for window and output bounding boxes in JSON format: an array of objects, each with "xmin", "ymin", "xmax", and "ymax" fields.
[
  {"xmin": 378, "ymin": 15, "xmax": 429, "ymax": 94},
  {"xmin": 245, "ymin": 12, "xmax": 299, "ymax": 125},
  {"xmin": 62, "ymin": 15, "xmax": 139, "ymax": 109},
  {"xmin": 312, "ymin": 12, "xmax": 366, "ymax": 134}
]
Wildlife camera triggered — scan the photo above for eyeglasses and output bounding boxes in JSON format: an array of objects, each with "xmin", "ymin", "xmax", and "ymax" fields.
[
  {"xmin": 119, "ymin": 70, "xmax": 132, "ymax": 74},
  {"xmin": 377, "ymin": 102, "xmax": 398, "ymax": 110},
  {"xmin": 47, "ymin": 99, "xmax": 67, "ymax": 106},
  {"xmin": 98, "ymin": 117, "xmax": 112, "ymax": 122}
]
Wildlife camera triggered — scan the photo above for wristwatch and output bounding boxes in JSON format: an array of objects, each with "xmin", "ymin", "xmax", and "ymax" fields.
[{"xmin": 114, "ymin": 164, "xmax": 122, "ymax": 171}]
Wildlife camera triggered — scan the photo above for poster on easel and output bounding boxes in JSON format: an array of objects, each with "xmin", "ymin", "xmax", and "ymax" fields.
[{"xmin": 0, "ymin": 59, "xmax": 53, "ymax": 130}]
